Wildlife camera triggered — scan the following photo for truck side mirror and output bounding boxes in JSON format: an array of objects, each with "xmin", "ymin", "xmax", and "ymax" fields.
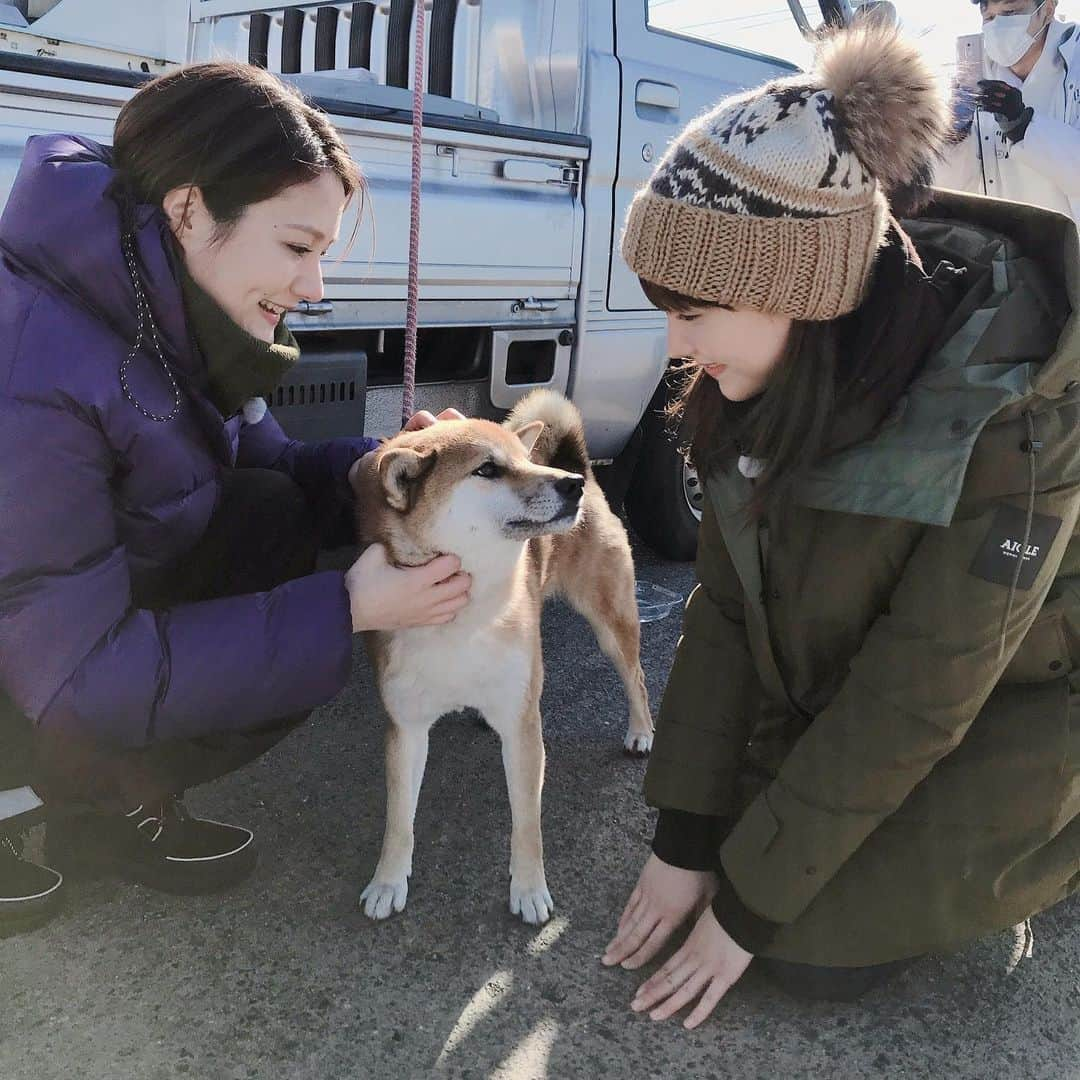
[
  {"xmin": 786, "ymin": 0, "xmax": 897, "ymax": 40},
  {"xmin": 852, "ymin": 2, "xmax": 898, "ymax": 30}
]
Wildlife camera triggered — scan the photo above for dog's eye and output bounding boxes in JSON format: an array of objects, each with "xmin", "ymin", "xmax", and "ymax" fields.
[{"xmin": 473, "ymin": 461, "xmax": 503, "ymax": 479}]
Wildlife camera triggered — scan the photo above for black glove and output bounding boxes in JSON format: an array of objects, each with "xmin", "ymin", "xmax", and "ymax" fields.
[
  {"xmin": 977, "ymin": 79, "xmax": 1034, "ymax": 142},
  {"xmin": 977, "ymin": 79, "xmax": 1025, "ymax": 120}
]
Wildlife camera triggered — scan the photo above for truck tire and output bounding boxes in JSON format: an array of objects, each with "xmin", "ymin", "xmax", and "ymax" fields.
[{"xmin": 625, "ymin": 383, "xmax": 702, "ymax": 562}]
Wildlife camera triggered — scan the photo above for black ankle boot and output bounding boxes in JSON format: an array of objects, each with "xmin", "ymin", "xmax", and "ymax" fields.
[
  {"xmin": 1, "ymin": 833, "xmax": 64, "ymax": 938},
  {"xmin": 47, "ymin": 796, "xmax": 256, "ymax": 895}
]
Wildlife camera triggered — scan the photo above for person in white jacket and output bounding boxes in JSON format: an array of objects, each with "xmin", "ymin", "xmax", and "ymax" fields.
[{"xmin": 939, "ymin": 1, "xmax": 1080, "ymax": 227}]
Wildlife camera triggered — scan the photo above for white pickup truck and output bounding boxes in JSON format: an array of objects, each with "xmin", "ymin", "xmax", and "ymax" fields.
[{"xmin": 0, "ymin": 1, "xmax": 854, "ymax": 558}]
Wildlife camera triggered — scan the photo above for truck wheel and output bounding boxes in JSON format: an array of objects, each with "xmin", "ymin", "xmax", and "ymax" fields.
[{"xmin": 625, "ymin": 389, "xmax": 701, "ymax": 562}]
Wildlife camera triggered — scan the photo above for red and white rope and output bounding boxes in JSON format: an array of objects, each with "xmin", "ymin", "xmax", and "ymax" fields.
[{"xmin": 401, "ymin": 0, "xmax": 426, "ymax": 427}]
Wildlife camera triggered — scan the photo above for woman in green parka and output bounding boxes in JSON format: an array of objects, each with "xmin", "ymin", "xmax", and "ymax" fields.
[{"xmin": 602, "ymin": 24, "xmax": 1080, "ymax": 1024}]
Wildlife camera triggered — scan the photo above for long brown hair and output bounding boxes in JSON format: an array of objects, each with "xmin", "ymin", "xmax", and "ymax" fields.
[
  {"xmin": 641, "ymin": 278, "xmax": 840, "ymax": 520},
  {"xmin": 113, "ymin": 61, "xmax": 365, "ymax": 242}
]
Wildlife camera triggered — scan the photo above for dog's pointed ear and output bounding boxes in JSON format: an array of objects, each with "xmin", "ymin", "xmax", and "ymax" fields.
[
  {"xmin": 379, "ymin": 446, "xmax": 437, "ymax": 512},
  {"xmin": 514, "ymin": 420, "xmax": 545, "ymax": 456}
]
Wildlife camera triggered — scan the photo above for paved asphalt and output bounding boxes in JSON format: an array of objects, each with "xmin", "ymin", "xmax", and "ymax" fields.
[{"xmin": 3, "ymin": 537, "xmax": 1079, "ymax": 1080}]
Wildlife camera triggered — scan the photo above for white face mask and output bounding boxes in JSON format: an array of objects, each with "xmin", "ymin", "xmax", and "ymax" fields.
[{"xmin": 983, "ymin": 2, "xmax": 1051, "ymax": 68}]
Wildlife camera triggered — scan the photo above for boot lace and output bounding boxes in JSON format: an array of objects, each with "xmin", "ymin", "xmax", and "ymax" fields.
[{"xmin": 124, "ymin": 796, "xmax": 187, "ymax": 843}]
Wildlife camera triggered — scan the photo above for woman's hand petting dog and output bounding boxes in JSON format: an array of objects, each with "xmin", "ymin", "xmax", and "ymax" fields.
[
  {"xmin": 629, "ymin": 906, "xmax": 753, "ymax": 1029},
  {"xmin": 344, "ymin": 409, "xmax": 470, "ymax": 632},
  {"xmin": 348, "ymin": 409, "xmax": 466, "ymax": 488},
  {"xmin": 345, "ymin": 544, "xmax": 471, "ymax": 632},
  {"xmin": 403, "ymin": 407, "xmax": 467, "ymax": 431}
]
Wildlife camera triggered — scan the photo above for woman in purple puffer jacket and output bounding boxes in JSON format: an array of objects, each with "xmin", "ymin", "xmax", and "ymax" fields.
[{"xmin": 0, "ymin": 62, "xmax": 470, "ymax": 935}]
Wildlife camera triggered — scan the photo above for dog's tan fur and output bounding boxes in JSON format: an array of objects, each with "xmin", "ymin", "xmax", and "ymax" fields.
[{"xmin": 350, "ymin": 390, "xmax": 653, "ymax": 924}]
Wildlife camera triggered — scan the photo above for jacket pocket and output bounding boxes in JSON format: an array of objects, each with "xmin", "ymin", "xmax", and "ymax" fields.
[
  {"xmin": 1001, "ymin": 605, "xmax": 1070, "ymax": 685},
  {"xmin": 895, "ymin": 677, "xmax": 1071, "ymax": 829}
]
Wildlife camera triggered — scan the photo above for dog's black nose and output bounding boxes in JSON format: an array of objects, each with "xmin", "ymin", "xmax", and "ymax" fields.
[{"xmin": 555, "ymin": 475, "xmax": 585, "ymax": 501}]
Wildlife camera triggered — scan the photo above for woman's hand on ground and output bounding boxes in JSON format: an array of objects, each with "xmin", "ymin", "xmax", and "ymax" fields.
[
  {"xmin": 403, "ymin": 407, "xmax": 467, "ymax": 432},
  {"xmin": 345, "ymin": 543, "xmax": 470, "ymax": 632},
  {"xmin": 602, "ymin": 853, "xmax": 717, "ymax": 971},
  {"xmin": 629, "ymin": 906, "xmax": 753, "ymax": 1029}
]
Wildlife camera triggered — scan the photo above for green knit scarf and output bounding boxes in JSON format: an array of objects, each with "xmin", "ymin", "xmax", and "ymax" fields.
[{"xmin": 178, "ymin": 261, "xmax": 299, "ymax": 417}]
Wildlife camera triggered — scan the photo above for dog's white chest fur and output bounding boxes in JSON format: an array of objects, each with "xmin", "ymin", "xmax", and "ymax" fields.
[
  {"xmin": 377, "ymin": 549, "xmax": 536, "ymax": 726},
  {"xmin": 380, "ymin": 618, "xmax": 533, "ymax": 724}
]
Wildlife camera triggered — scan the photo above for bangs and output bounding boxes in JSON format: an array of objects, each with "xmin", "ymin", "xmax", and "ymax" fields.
[{"xmin": 639, "ymin": 277, "xmax": 721, "ymax": 313}]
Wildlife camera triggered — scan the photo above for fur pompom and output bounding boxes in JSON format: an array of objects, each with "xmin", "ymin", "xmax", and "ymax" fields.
[
  {"xmin": 241, "ymin": 396, "xmax": 267, "ymax": 425},
  {"xmin": 816, "ymin": 25, "xmax": 948, "ymax": 212}
]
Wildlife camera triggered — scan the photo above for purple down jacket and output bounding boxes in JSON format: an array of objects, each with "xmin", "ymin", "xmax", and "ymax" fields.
[{"xmin": 0, "ymin": 135, "xmax": 378, "ymax": 747}]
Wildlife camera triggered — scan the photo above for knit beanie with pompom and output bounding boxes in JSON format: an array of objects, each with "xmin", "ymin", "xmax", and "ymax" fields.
[{"xmin": 620, "ymin": 25, "xmax": 948, "ymax": 321}]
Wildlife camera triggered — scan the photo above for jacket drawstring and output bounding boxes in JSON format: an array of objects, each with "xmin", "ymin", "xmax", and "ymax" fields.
[
  {"xmin": 998, "ymin": 410, "xmax": 1040, "ymax": 661},
  {"xmin": 107, "ymin": 176, "xmax": 182, "ymax": 424},
  {"xmin": 118, "ymin": 230, "xmax": 182, "ymax": 424}
]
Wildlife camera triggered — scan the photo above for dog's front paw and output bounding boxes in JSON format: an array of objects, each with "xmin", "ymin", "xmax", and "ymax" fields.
[
  {"xmin": 510, "ymin": 878, "xmax": 554, "ymax": 925},
  {"xmin": 623, "ymin": 729, "xmax": 654, "ymax": 756},
  {"xmin": 360, "ymin": 876, "xmax": 408, "ymax": 920}
]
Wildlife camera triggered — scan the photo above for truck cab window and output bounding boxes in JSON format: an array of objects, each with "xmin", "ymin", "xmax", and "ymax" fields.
[{"xmin": 647, "ymin": 1, "xmax": 816, "ymax": 69}]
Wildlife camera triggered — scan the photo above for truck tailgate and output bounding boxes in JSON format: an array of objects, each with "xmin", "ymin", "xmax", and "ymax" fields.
[{"xmin": 0, "ymin": 57, "xmax": 588, "ymax": 304}]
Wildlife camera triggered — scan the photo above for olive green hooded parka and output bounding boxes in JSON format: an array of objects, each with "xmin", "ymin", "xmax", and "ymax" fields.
[{"xmin": 645, "ymin": 192, "xmax": 1080, "ymax": 966}]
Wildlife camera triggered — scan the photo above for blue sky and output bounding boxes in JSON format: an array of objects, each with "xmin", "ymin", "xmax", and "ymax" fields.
[{"xmin": 646, "ymin": 1, "xmax": 993, "ymax": 76}]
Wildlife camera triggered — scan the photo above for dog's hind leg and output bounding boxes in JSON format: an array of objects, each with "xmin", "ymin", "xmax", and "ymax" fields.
[
  {"xmin": 566, "ymin": 575, "xmax": 654, "ymax": 756},
  {"xmin": 360, "ymin": 719, "xmax": 430, "ymax": 920}
]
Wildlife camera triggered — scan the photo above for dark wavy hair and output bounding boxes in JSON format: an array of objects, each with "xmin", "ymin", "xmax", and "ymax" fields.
[
  {"xmin": 640, "ymin": 277, "xmax": 841, "ymax": 521},
  {"xmin": 113, "ymin": 61, "xmax": 365, "ymax": 243}
]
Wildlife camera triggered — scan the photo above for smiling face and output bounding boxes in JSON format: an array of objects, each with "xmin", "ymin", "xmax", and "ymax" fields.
[
  {"xmin": 164, "ymin": 170, "xmax": 347, "ymax": 343},
  {"xmin": 665, "ymin": 304, "xmax": 794, "ymax": 402}
]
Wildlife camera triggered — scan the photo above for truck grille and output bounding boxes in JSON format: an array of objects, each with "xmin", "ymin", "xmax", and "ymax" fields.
[
  {"xmin": 269, "ymin": 379, "xmax": 358, "ymax": 407},
  {"xmin": 270, "ymin": 348, "xmax": 367, "ymax": 442}
]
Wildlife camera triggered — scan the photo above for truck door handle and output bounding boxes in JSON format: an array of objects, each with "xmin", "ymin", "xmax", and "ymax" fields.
[
  {"xmin": 511, "ymin": 298, "xmax": 559, "ymax": 313},
  {"xmin": 501, "ymin": 159, "xmax": 568, "ymax": 184},
  {"xmin": 296, "ymin": 300, "xmax": 334, "ymax": 316},
  {"xmin": 635, "ymin": 80, "xmax": 680, "ymax": 111}
]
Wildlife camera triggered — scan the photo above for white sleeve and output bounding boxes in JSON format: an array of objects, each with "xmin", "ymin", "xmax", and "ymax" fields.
[{"xmin": 1011, "ymin": 111, "xmax": 1080, "ymax": 196}]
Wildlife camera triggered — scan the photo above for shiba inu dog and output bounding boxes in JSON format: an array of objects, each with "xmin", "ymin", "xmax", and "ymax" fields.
[{"xmin": 349, "ymin": 389, "xmax": 654, "ymax": 925}]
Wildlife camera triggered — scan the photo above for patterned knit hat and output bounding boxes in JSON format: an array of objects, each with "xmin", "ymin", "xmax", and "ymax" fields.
[{"xmin": 621, "ymin": 26, "xmax": 948, "ymax": 321}]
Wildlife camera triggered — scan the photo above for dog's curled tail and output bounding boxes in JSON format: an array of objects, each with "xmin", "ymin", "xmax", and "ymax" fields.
[{"xmin": 506, "ymin": 389, "xmax": 590, "ymax": 477}]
